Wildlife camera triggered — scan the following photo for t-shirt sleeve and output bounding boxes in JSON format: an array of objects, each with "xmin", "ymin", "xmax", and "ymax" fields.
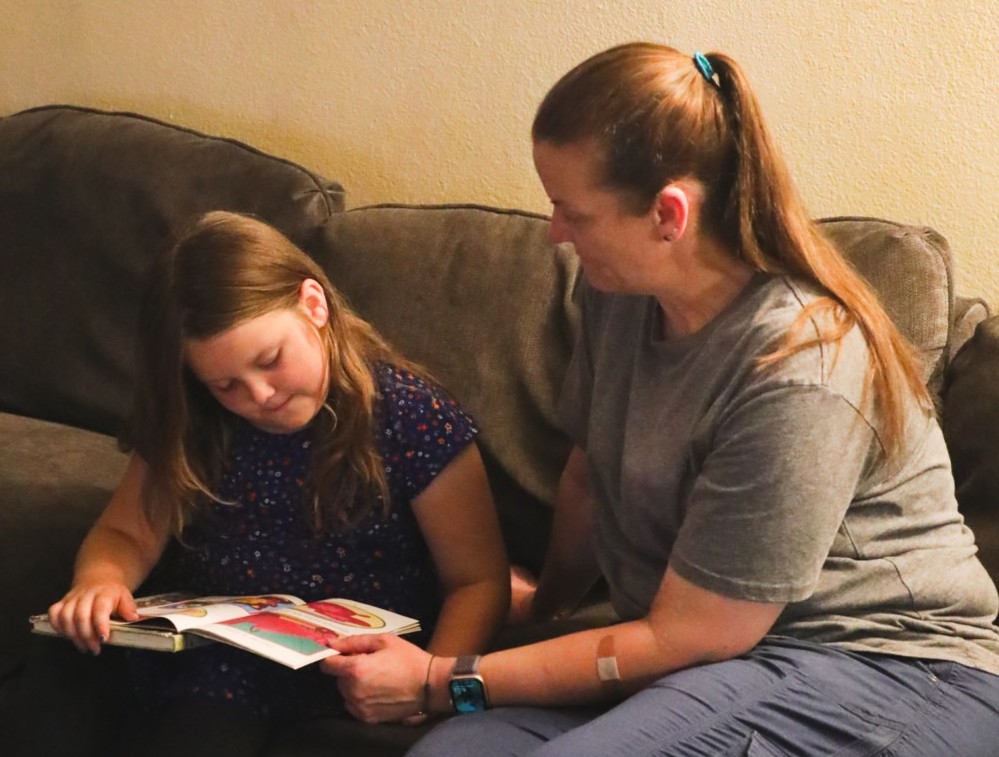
[
  {"xmin": 377, "ymin": 366, "xmax": 479, "ymax": 503},
  {"xmin": 669, "ymin": 382, "xmax": 879, "ymax": 603},
  {"xmin": 558, "ymin": 279, "xmax": 598, "ymax": 446}
]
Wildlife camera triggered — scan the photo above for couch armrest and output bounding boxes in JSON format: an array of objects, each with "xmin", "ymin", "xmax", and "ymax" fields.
[
  {"xmin": 942, "ymin": 315, "xmax": 999, "ymax": 584},
  {"xmin": 0, "ymin": 413, "xmax": 127, "ymax": 681},
  {"xmin": 951, "ymin": 296, "xmax": 991, "ymax": 358}
]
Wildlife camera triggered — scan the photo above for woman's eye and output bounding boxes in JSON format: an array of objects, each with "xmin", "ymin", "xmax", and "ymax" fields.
[{"xmin": 263, "ymin": 350, "xmax": 281, "ymax": 368}]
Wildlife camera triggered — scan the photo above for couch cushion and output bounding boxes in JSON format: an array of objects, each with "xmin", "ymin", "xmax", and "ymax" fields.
[
  {"xmin": 0, "ymin": 105, "xmax": 345, "ymax": 438},
  {"xmin": 818, "ymin": 217, "xmax": 953, "ymax": 399},
  {"xmin": 942, "ymin": 315, "xmax": 999, "ymax": 584},
  {"xmin": 0, "ymin": 412, "xmax": 128, "ymax": 681},
  {"xmin": 312, "ymin": 204, "xmax": 581, "ymax": 572}
]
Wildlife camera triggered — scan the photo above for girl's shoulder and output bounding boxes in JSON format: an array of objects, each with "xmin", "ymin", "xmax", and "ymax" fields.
[
  {"xmin": 373, "ymin": 362, "xmax": 444, "ymax": 406},
  {"xmin": 373, "ymin": 362, "xmax": 477, "ymax": 433},
  {"xmin": 373, "ymin": 364, "xmax": 479, "ymax": 497}
]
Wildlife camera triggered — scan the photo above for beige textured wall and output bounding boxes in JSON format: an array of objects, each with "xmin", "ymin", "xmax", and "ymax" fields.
[{"xmin": 2, "ymin": 0, "xmax": 996, "ymax": 306}]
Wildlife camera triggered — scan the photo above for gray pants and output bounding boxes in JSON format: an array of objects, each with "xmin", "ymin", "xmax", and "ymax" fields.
[{"xmin": 407, "ymin": 637, "xmax": 999, "ymax": 756}]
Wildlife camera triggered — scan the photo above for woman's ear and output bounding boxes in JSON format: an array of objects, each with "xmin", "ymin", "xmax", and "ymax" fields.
[
  {"xmin": 655, "ymin": 185, "xmax": 691, "ymax": 242},
  {"xmin": 298, "ymin": 279, "xmax": 329, "ymax": 327}
]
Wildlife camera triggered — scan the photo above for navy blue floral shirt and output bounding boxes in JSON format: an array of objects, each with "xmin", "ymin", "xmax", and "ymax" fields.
[{"xmin": 130, "ymin": 364, "xmax": 478, "ymax": 720}]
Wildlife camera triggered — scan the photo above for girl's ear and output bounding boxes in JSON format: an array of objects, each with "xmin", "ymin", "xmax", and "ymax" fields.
[
  {"xmin": 298, "ymin": 278, "xmax": 329, "ymax": 327},
  {"xmin": 655, "ymin": 184, "xmax": 691, "ymax": 242}
]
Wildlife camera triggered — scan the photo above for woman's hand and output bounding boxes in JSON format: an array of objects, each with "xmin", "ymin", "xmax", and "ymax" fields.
[
  {"xmin": 507, "ymin": 565, "xmax": 539, "ymax": 625},
  {"xmin": 320, "ymin": 634, "xmax": 435, "ymax": 725},
  {"xmin": 47, "ymin": 581, "xmax": 140, "ymax": 654}
]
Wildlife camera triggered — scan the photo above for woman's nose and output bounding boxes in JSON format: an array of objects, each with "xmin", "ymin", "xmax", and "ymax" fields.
[{"xmin": 548, "ymin": 214, "xmax": 571, "ymax": 245}]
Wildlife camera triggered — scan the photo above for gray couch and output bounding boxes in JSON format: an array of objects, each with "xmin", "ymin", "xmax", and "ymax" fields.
[{"xmin": 1, "ymin": 105, "xmax": 996, "ymax": 756}]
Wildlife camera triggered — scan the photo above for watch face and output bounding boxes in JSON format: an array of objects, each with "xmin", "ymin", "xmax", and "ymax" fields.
[{"xmin": 449, "ymin": 676, "xmax": 488, "ymax": 713}]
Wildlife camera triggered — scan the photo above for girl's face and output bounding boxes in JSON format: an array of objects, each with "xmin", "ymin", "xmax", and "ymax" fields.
[{"xmin": 185, "ymin": 281, "xmax": 329, "ymax": 434}]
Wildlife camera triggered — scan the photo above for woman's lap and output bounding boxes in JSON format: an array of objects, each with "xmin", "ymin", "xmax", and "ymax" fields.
[{"xmin": 407, "ymin": 637, "xmax": 999, "ymax": 757}]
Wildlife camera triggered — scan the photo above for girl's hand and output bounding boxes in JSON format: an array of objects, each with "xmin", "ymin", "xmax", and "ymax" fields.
[
  {"xmin": 46, "ymin": 582, "xmax": 140, "ymax": 655},
  {"xmin": 507, "ymin": 565, "xmax": 539, "ymax": 625},
  {"xmin": 320, "ymin": 634, "xmax": 434, "ymax": 725}
]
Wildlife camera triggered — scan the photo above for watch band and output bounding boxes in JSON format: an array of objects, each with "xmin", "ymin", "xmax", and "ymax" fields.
[{"xmin": 452, "ymin": 654, "xmax": 481, "ymax": 676}]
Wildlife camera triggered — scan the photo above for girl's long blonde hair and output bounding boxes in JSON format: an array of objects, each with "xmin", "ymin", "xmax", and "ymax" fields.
[
  {"xmin": 532, "ymin": 43, "xmax": 930, "ymax": 455},
  {"xmin": 128, "ymin": 210, "xmax": 420, "ymax": 535}
]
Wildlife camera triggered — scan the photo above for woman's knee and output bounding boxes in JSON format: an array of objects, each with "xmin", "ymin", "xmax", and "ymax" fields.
[{"xmin": 407, "ymin": 707, "xmax": 593, "ymax": 757}]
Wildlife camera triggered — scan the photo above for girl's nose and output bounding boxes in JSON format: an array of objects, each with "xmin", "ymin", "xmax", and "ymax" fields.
[{"xmin": 246, "ymin": 377, "xmax": 275, "ymax": 406}]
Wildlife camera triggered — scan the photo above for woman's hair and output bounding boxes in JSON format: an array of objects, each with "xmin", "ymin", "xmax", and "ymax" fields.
[
  {"xmin": 128, "ymin": 210, "xmax": 420, "ymax": 535},
  {"xmin": 533, "ymin": 42, "xmax": 930, "ymax": 455}
]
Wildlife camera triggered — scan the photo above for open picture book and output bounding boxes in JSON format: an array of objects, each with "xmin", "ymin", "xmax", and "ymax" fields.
[{"xmin": 30, "ymin": 592, "xmax": 420, "ymax": 669}]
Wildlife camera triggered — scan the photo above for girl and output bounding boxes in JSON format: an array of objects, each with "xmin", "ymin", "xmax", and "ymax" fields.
[
  {"xmin": 326, "ymin": 43, "xmax": 999, "ymax": 756},
  {"xmin": 46, "ymin": 211, "xmax": 509, "ymax": 746}
]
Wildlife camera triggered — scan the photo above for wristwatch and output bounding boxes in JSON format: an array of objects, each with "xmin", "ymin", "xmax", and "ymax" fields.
[{"xmin": 448, "ymin": 655, "xmax": 489, "ymax": 713}]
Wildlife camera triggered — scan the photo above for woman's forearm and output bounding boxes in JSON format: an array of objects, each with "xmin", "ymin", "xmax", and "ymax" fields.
[
  {"xmin": 425, "ymin": 568, "xmax": 784, "ymax": 714},
  {"xmin": 423, "ymin": 618, "xmax": 673, "ymax": 713}
]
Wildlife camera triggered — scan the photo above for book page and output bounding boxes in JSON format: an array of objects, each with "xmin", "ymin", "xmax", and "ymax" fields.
[{"xmin": 191, "ymin": 599, "xmax": 419, "ymax": 669}]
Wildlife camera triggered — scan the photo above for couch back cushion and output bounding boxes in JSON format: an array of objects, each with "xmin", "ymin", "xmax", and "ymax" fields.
[
  {"xmin": 312, "ymin": 204, "xmax": 581, "ymax": 571},
  {"xmin": 818, "ymin": 217, "xmax": 954, "ymax": 399},
  {"xmin": 0, "ymin": 105, "xmax": 344, "ymax": 438}
]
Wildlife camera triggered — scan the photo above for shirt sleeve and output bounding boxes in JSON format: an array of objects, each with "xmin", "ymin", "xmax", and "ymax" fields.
[
  {"xmin": 377, "ymin": 366, "xmax": 479, "ymax": 503},
  {"xmin": 557, "ymin": 278, "xmax": 598, "ymax": 446},
  {"xmin": 669, "ymin": 382, "xmax": 880, "ymax": 604}
]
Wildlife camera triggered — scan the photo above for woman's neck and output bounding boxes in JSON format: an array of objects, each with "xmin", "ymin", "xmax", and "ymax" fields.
[{"xmin": 654, "ymin": 238, "xmax": 757, "ymax": 340}]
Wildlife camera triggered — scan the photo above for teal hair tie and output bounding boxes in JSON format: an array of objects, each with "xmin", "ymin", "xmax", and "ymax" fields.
[{"xmin": 693, "ymin": 51, "xmax": 715, "ymax": 83}]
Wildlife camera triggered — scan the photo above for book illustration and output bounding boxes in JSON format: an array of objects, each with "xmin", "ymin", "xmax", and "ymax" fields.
[
  {"xmin": 198, "ymin": 599, "xmax": 418, "ymax": 669},
  {"xmin": 131, "ymin": 592, "xmax": 301, "ymax": 631},
  {"xmin": 30, "ymin": 594, "xmax": 418, "ymax": 667}
]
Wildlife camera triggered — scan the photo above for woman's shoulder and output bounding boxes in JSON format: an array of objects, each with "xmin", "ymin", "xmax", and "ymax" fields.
[
  {"xmin": 740, "ymin": 275, "xmax": 854, "ymax": 342},
  {"xmin": 746, "ymin": 274, "xmax": 824, "ymax": 324},
  {"xmin": 739, "ymin": 275, "xmax": 871, "ymax": 393}
]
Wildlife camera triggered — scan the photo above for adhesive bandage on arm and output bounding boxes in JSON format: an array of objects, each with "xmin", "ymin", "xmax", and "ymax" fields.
[{"xmin": 596, "ymin": 634, "xmax": 622, "ymax": 694}]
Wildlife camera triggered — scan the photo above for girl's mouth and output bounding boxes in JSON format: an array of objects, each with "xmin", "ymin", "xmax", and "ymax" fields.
[{"xmin": 264, "ymin": 396, "xmax": 291, "ymax": 413}]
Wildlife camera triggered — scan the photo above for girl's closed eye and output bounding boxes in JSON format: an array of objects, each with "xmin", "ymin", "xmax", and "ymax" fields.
[{"xmin": 260, "ymin": 349, "xmax": 282, "ymax": 369}]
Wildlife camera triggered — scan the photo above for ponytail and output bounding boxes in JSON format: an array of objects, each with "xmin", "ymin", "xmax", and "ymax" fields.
[{"xmin": 709, "ymin": 52, "xmax": 930, "ymax": 454}]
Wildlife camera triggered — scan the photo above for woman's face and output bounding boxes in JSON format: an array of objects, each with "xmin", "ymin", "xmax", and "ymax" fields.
[
  {"xmin": 185, "ymin": 295, "xmax": 329, "ymax": 435},
  {"xmin": 533, "ymin": 139, "xmax": 664, "ymax": 294}
]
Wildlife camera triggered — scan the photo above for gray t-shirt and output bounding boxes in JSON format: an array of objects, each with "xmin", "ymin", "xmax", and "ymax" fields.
[{"xmin": 560, "ymin": 273, "xmax": 999, "ymax": 674}]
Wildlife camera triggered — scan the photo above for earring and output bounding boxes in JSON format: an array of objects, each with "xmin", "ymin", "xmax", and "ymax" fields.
[{"xmin": 663, "ymin": 227, "xmax": 678, "ymax": 242}]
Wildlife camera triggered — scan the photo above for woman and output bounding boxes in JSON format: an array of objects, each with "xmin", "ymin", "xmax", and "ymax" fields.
[{"xmin": 325, "ymin": 43, "xmax": 999, "ymax": 755}]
